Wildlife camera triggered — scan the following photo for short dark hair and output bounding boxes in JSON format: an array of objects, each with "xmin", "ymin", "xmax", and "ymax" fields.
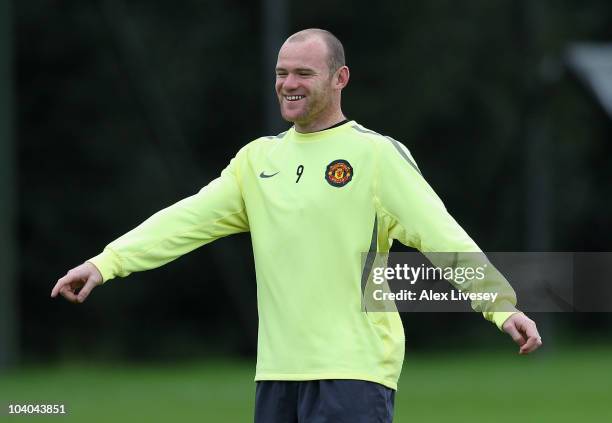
[{"xmin": 286, "ymin": 28, "xmax": 345, "ymax": 74}]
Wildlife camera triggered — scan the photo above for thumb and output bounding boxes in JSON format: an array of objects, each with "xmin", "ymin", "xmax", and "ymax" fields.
[{"xmin": 77, "ymin": 277, "xmax": 100, "ymax": 303}]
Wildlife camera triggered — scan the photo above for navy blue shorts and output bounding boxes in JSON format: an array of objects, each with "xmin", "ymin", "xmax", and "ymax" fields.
[{"xmin": 254, "ymin": 380, "xmax": 395, "ymax": 423}]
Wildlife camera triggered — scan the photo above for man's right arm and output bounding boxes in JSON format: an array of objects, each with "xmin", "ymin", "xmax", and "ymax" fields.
[{"xmin": 51, "ymin": 149, "xmax": 249, "ymax": 302}]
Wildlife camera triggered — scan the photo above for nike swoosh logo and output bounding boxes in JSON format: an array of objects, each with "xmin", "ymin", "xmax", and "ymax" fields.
[{"xmin": 259, "ymin": 171, "xmax": 279, "ymax": 178}]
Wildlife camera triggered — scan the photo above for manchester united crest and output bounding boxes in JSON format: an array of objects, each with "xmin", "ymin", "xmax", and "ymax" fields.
[{"xmin": 325, "ymin": 159, "xmax": 353, "ymax": 187}]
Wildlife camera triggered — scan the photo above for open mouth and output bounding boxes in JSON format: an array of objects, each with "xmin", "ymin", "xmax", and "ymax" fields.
[{"xmin": 284, "ymin": 95, "xmax": 305, "ymax": 101}]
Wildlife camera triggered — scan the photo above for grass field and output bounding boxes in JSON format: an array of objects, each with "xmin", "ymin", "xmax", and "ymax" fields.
[{"xmin": 1, "ymin": 347, "xmax": 611, "ymax": 422}]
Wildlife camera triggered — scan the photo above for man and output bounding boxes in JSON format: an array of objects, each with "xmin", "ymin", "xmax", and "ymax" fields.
[{"xmin": 52, "ymin": 28, "xmax": 542, "ymax": 422}]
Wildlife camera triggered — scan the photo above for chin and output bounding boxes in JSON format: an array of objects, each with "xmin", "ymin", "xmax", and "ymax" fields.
[{"xmin": 281, "ymin": 110, "xmax": 304, "ymax": 123}]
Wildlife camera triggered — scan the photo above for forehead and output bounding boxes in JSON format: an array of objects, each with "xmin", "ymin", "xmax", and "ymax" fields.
[{"xmin": 276, "ymin": 37, "xmax": 329, "ymax": 70}]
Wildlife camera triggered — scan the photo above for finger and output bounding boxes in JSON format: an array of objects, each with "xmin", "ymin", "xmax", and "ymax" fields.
[
  {"xmin": 51, "ymin": 274, "xmax": 74, "ymax": 298},
  {"xmin": 519, "ymin": 336, "xmax": 543, "ymax": 354},
  {"xmin": 76, "ymin": 278, "xmax": 98, "ymax": 303},
  {"xmin": 520, "ymin": 331, "xmax": 543, "ymax": 355},
  {"xmin": 524, "ymin": 321, "xmax": 540, "ymax": 341},
  {"xmin": 59, "ymin": 285, "xmax": 80, "ymax": 304},
  {"xmin": 505, "ymin": 323, "xmax": 527, "ymax": 347},
  {"xmin": 519, "ymin": 336, "xmax": 536, "ymax": 354},
  {"xmin": 518, "ymin": 319, "xmax": 542, "ymax": 354}
]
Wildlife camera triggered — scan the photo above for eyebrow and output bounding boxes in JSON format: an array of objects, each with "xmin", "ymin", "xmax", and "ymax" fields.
[{"xmin": 275, "ymin": 67, "xmax": 315, "ymax": 73}]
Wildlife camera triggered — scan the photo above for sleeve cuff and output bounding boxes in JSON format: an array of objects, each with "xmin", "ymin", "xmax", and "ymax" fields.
[
  {"xmin": 482, "ymin": 300, "xmax": 520, "ymax": 331},
  {"xmin": 87, "ymin": 248, "xmax": 122, "ymax": 284},
  {"xmin": 491, "ymin": 310, "xmax": 521, "ymax": 331}
]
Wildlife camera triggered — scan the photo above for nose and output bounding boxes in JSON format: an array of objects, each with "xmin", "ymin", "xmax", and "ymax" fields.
[{"xmin": 281, "ymin": 73, "xmax": 299, "ymax": 91}]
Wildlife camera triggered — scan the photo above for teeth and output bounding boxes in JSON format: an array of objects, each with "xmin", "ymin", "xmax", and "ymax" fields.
[{"xmin": 285, "ymin": 95, "xmax": 305, "ymax": 101}]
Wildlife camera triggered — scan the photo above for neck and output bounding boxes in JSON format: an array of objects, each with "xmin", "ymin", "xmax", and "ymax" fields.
[{"xmin": 294, "ymin": 110, "xmax": 347, "ymax": 133}]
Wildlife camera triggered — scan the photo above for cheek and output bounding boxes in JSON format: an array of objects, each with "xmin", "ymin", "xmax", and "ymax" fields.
[{"xmin": 309, "ymin": 84, "xmax": 325, "ymax": 101}]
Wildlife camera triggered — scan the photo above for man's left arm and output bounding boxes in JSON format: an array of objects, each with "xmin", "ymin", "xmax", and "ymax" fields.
[{"xmin": 374, "ymin": 138, "xmax": 542, "ymax": 354}]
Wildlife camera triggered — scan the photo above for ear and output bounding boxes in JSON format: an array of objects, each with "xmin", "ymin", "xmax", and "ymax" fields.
[{"xmin": 334, "ymin": 66, "xmax": 350, "ymax": 90}]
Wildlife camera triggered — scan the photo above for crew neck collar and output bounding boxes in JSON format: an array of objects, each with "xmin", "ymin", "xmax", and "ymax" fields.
[
  {"xmin": 315, "ymin": 118, "xmax": 350, "ymax": 132},
  {"xmin": 289, "ymin": 119, "xmax": 354, "ymax": 141}
]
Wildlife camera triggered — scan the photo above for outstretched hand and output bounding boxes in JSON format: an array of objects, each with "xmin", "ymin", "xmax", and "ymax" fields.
[
  {"xmin": 502, "ymin": 313, "xmax": 542, "ymax": 355},
  {"xmin": 51, "ymin": 262, "xmax": 103, "ymax": 303}
]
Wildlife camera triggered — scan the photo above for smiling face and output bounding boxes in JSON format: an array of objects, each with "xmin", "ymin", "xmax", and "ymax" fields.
[{"xmin": 275, "ymin": 35, "xmax": 349, "ymax": 133}]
